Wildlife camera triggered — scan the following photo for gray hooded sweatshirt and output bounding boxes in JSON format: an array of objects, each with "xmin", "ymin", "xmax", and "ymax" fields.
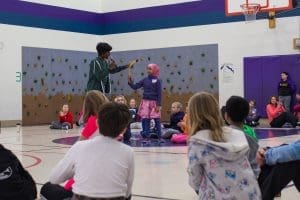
[{"xmin": 187, "ymin": 127, "xmax": 261, "ymax": 200}]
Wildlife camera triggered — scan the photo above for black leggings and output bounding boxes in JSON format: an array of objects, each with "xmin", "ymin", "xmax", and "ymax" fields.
[
  {"xmin": 270, "ymin": 112, "xmax": 297, "ymax": 128},
  {"xmin": 258, "ymin": 161, "xmax": 300, "ymax": 200}
]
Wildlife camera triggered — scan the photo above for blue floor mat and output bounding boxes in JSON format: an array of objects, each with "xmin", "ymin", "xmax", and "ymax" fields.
[
  {"xmin": 255, "ymin": 128, "xmax": 300, "ymax": 139},
  {"xmin": 52, "ymin": 131, "xmax": 186, "ymax": 147}
]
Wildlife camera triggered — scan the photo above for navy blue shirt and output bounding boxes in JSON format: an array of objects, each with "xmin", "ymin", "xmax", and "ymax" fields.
[
  {"xmin": 164, "ymin": 111, "xmax": 185, "ymax": 131},
  {"xmin": 128, "ymin": 75, "xmax": 162, "ymax": 106}
]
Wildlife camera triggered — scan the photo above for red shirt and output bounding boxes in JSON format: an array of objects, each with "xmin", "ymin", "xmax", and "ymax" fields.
[
  {"xmin": 59, "ymin": 112, "xmax": 73, "ymax": 128},
  {"xmin": 266, "ymin": 104, "xmax": 285, "ymax": 123},
  {"xmin": 81, "ymin": 115, "xmax": 98, "ymax": 139}
]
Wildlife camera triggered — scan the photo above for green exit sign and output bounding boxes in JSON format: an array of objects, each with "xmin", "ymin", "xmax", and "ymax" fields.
[{"xmin": 16, "ymin": 72, "xmax": 22, "ymax": 82}]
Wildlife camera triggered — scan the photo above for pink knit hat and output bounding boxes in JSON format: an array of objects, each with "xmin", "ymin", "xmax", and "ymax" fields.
[{"xmin": 148, "ymin": 63, "xmax": 160, "ymax": 77}]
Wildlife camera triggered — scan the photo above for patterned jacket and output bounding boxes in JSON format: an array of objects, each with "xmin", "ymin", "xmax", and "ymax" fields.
[{"xmin": 187, "ymin": 127, "xmax": 261, "ymax": 200}]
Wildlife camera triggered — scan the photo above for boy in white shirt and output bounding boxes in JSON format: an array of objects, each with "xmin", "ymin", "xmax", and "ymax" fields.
[{"xmin": 47, "ymin": 102, "xmax": 134, "ymax": 200}]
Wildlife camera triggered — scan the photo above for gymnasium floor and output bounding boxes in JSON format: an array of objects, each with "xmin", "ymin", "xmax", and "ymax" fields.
[{"xmin": 1, "ymin": 126, "xmax": 300, "ymax": 200}]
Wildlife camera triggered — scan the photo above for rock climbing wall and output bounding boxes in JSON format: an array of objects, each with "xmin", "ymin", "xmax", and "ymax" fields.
[{"xmin": 22, "ymin": 44, "xmax": 218, "ymax": 125}]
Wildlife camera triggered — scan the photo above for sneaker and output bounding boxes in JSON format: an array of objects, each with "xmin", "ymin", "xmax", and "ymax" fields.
[
  {"xmin": 142, "ymin": 138, "xmax": 150, "ymax": 144},
  {"xmin": 150, "ymin": 134, "xmax": 158, "ymax": 139},
  {"xmin": 158, "ymin": 138, "xmax": 165, "ymax": 143}
]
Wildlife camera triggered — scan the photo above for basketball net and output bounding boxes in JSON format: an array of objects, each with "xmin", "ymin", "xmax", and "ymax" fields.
[{"xmin": 241, "ymin": 3, "xmax": 260, "ymax": 22}]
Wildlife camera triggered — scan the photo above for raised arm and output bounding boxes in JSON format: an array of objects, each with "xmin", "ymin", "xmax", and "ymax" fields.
[
  {"xmin": 128, "ymin": 78, "xmax": 144, "ymax": 90},
  {"xmin": 109, "ymin": 65, "xmax": 128, "ymax": 74}
]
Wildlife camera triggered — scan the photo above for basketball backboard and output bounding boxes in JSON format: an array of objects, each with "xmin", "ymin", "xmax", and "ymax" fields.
[{"xmin": 225, "ymin": 0, "xmax": 293, "ymax": 16}]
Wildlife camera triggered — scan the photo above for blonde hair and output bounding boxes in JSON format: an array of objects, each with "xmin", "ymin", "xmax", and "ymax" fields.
[
  {"xmin": 172, "ymin": 102, "xmax": 183, "ymax": 110},
  {"xmin": 114, "ymin": 95, "xmax": 127, "ymax": 104},
  {"xmin": 188, "ymin": 92, "xmax": 225, "ymax": 142},
  {"xmin": 83, "ymin": 90, "xmax": 109, "ymax": 123}
]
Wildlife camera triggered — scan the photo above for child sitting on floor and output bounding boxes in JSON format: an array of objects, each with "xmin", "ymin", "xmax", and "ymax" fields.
[
  {"xmin": 170, "ymin": 107, "xmax": 189, "ymax": 144},
  {"xmin": 46, "ymin": 103, "xmax": 134, "ymax": 200},
  {"xmin": 245, "ymin": 100, "xmax": 261, "ymax": 127},
  {"xmin": 225, "ymin": 96, "xmax": 260, "ymax": 177},
  {"xmin": 50, "ymin": 104, "xmax": 73, "ymax": 130},
  {"xmin": 129, "ymin": 98, "xmax": 139, "ymax": 123},
  {"xmin": 293, "ymin": 93, "xmax": 300, "ymax": 124},
  {"xmin": 162, "ymin": 102, "xmax": 185, "ymax": 139},
  {"xmin": 187, "ymin": 92, "xmax": 261, "ymax": 199},
  {"xmin": 114, "ymin": 95, "xmax": 132, "ymax": 143}
]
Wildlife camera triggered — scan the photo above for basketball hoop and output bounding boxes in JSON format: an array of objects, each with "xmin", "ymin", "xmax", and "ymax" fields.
[{"xmin": 240, "ymin": 3, "xmax": 261, "ymax": 22}]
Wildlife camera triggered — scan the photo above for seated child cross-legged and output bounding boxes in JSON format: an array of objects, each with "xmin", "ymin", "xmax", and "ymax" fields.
[
  {"xmin": 293, "ymin": 93, "xmax": 300, "ymax": 125},
  {"xmin": 170, "ymin": 107, "xmax": 189, "ymax": 144},
  {"xmin": 46, "ymin": 103, "xmax": 134, "ymax": 200},
  {"xmin": 64, "ymin": 90, "xmax": 109, "ymax": 192},
  {"xmin": 187, "ymin": 92, "xmax": 261, "ymax": 199},
  {"xmin": 266, "ymin": 96, "xmax": 297, "ymax": 128},
  {"xmin": 128, "ymin": 98, "xmax": 141, "ymax": 128},
  {"xmin": 245, "ymin": 100, "xmax": 261, "ymax": 127},
  {"xmin": 225, "ymin": 96, "xmax": 260, "ymax": 177},
  {"xmin": 50, "ymin": 104, "xmax": 73, "ymax": 130},
  {"xmin": 114, "ymin": 95, "xmax": 133, "ymax": 143},
  {"xmin": 162, "ymin": 102, "xmax": 185, "ymax": 139}
]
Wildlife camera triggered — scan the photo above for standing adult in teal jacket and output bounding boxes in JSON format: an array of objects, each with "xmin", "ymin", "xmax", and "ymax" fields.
[{"xmin": 87, "ymin": 42, "xmax": 136, "ymax": 94}]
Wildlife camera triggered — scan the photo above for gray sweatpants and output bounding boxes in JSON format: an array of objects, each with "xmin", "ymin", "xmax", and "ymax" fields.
[{"xmin": 279, "ymin": 96, "xmax": 291, "ymax": 112}]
